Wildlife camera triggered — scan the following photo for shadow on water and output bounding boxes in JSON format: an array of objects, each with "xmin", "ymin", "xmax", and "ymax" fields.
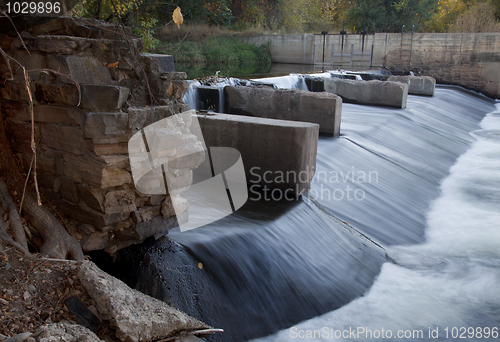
[{"xmin": 117, "ymin": 196, "xmax": 387, "ymax": 341}]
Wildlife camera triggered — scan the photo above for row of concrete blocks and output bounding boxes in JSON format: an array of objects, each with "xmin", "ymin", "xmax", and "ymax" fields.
[{"xmin": 195, "ymin": 75, "xmax": 436, "ymax": 194}]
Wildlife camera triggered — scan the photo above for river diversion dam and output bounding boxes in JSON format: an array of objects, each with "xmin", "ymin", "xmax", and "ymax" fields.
[
  {"xmin": 112, "ymin": 73, "xmax": 500, "ymax": 342},
  {"xmin": 1, "ymin": 19, "xmax": 499, "ymax": 342}
]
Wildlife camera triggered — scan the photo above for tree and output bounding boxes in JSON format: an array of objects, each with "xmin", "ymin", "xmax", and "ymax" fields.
[
  {"xmin": 0, "ymin": 48, "xmax": 84, "ymax": 261},
  {"xmin": 346, "ymin": 0, "xmax": 439, "ymax": 32},
  {"xmin": 450, "ymin": 1, "xmax": 500, "ymax": 32}
]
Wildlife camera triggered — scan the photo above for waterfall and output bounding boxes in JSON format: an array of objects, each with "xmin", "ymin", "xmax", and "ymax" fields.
[
  {"xmin": 183, "ymin": 80, "xmax": 201, "ymax": 110},
  {"xmin": 114, "ymin": 85, "xmax": 499, "ymax": 342},
  {"xmin": 251, "ymin": 99, "xmax": 500, "ymax": 342},
  {"xmin": 251, "ymin": 74, "xmax": 308, "ymax": 90}
]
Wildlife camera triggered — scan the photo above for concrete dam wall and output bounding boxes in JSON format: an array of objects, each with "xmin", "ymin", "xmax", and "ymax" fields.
[{"xmin": 240, "ymin": 32, "xmax": 500, "ymax": 99}]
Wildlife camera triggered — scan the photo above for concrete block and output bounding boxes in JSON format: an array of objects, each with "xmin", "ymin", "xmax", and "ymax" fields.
[
  {"xmin": 325, "ymin": 78, "xmax": 408, "ymax": 108},
  {"xmin": 197, "ymin": 113, "xmax": 319, "ymax": 194},
  {"xmin": 224, "ymin": 86, "xmax": 342, "ymax": 136},
  {"xmin": 387, "ymin": 76, "xmax": 436, "ymax": 96},
  {"xmin": 80, "ymin": 85, "xmax": 130, "ymax": 111}
]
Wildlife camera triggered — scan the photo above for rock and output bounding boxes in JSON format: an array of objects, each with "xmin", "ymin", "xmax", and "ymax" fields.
[
  {"xmin": 80, "ymin": 85, "xmax": 130, "ymax": 111},
  {"xmin": 83, "ymin": 112, "xmax": 129, "ymax": 143},
  {"xmin": 161, "ymin": 195, "xmax": 189, "ymax": 218},
  {"xmin": 81, "ymin": 232, "xmax": 110, "ymax": 252},
  {"xmin": 34, "ymin": 323, "xmax": 100, "ymax": 342},
  {"xmin": 77, "ymin": 261, "xmax": 209, "ymax": 342},
  {"xmin": 138, "ymin": 206, "xmax": 161, "ymax": 222},
  {"xmin": 28, "ymin": 285, "xmax": 36, "ymax": 293},
  {"xmin": 104, "ymin": 190, "xmax": 136, "ymax": 215},
  {"xmin": 34, "ymin": 83, "xmax": 80, "ymax": 106},
  {"xmin": 59, "ymin": 178, "xmax": 80, "ymax": 203},
  {"xmin": 139, "ymin": 54, "xmax": 175, "ymax": 75},
  {"xmin": 2, "ymin": 332, "xmax": 33, "ymax": 342},
  {"xmin": 63, "ymin": 153, "xmax": 132, "ymax": 189},
  {"xmin": 46, "ymin": 55, "xmax": 113, "ymax": 86},
  {"xmin": 77, "ymin": 186, "xmax": 105, "ymax": 212},
  {"xmin": 3, "ymin": 103, "xmax": 83, "ymax": 126},
  {"xmin": 23, "ymin": 36, "xmax": 80, "ymax": 54},
  {"xmin": 59, "ymin": 200, "xmax": 130, "ymax": 229},
  {"xmin": 64, "ymin": 296, "xmax": 102, "ymax": 332},
  {"xmin": 91, "ymin": 143, "xmax": 128, "ymax": 156}
]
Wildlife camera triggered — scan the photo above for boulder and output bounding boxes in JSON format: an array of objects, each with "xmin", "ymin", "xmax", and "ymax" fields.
[{"xmin": 77, "ymin": 261, "xmax": 210, "ymax": 342}]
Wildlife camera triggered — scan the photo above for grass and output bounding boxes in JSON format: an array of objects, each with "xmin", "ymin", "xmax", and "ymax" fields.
[{"xmin": 153, "ymin": 24, "xmax": 273, "ymax": 79}]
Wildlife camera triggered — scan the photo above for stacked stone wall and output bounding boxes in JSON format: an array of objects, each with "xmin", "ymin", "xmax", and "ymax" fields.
[{"xmin": 0, "ymin": 18, "xmax": 194, "ymax": 253}]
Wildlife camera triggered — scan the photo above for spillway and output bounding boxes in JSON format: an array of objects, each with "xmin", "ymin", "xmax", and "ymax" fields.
[{"xmin": 114, "ymin": 85, "xmax": 499, "ymax": 342}]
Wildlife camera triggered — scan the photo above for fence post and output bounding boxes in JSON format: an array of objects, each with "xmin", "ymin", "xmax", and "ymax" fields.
[
  {"xmin": 370, "ymin": 44, "xmax": 374, "ymax": 67},
  {"xmin": 313, "ymin": 44, "xmax": 316, "ymax": 65},
  {"xmin": 350, "ymin": 44, "xmax": 354, "ymax": 66},
  {"xmin": 331, "ymin": 45, "xmax": 334, "ymax": 65}
]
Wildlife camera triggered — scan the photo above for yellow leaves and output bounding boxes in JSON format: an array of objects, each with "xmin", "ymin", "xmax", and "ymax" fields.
[
  {"xmin": 198, "ymin": 262, "xmax": 203, "ymax": 269},
  {"xmin": 173, "ymin": 6, "xmax": 183, "ymax": 29},
  {"xmin": 166, "ymin": 82, "xmax": 174, "ymax": 96}
]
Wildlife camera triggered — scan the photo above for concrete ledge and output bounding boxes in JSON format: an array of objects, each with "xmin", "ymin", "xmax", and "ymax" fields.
[
  {"xmin": 224, "ymin": 86, "xmax": 342, "ymax": 136},
  {"xmin": 196, "ymin": 113, "xmax": 319, "ymax": 194},
  {"xmin": 325, "ymin": 78, "xmax": 408, "ymax": 108},
  {"xmin": 387, "ymin": 76, "xmax": 436, "ymax": 96}
]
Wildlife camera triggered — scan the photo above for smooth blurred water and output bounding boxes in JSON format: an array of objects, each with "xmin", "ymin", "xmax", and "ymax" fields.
[
  {"xmin": 168, "ymin": 82, "xmax": 499, "ymax": 341},
  {"xmin": 250, "ymin": 95, "xmax": 500, "ymax": 341}
]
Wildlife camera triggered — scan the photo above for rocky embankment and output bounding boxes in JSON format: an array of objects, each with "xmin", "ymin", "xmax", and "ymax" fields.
[{"xmin": 0, "ymin": 249, "xmax": 219, "ymax": 342}]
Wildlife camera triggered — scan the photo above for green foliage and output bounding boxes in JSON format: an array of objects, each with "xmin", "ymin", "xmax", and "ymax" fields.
[
  {"xmin": 346, "ymin": 0, "xmax": 439, "ymax": 32},
  {"xmin": 132, "ymin": 17, "xmax": 160, "ymax": 50},
  {"xmin": 158, "ymin": 36, "xmax": 271, "ymax": 78}
]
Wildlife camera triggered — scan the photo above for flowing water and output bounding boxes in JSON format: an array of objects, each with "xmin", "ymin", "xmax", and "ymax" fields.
[
  {"xmin": 128, "ymin": 77, "xmax": 499, "ymax": 341},
  {"xmin": 247, "ymin": 89, "xmax": 500, "ymax": 341}
]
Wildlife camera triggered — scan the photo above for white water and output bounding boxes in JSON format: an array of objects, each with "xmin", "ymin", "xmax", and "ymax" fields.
[
  {"xmin": 250, "ymin": 74, "xmax": 308, "ymax": 90},
  {"xmin": 252, "ymin": 104, "xmax": 500, "ymax": 341},
  {"xmin": 183, "ymin": 80, "xmax": 201, "ymax": 110}
]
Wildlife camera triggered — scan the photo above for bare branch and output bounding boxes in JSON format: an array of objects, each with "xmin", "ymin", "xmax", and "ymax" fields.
[{"xmin": 0, "ymin": 11, "xmax": 31, "ymax": 55}]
